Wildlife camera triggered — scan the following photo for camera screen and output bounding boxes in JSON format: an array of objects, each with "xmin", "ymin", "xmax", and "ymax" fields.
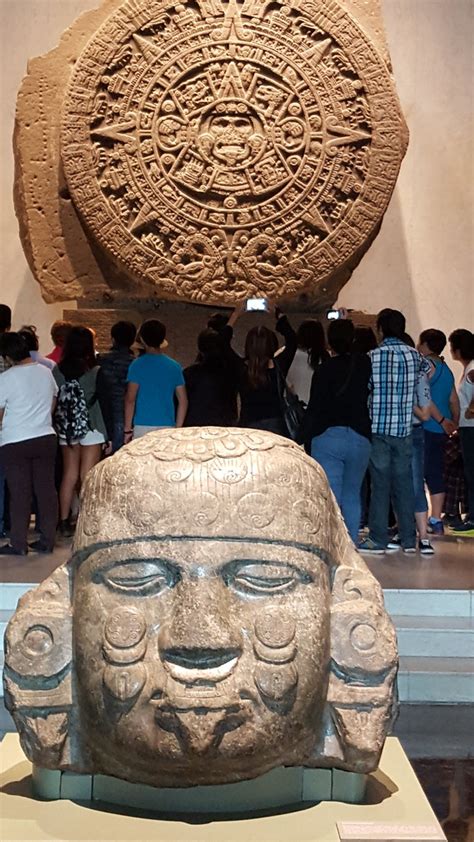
[
  {"xmin": 246, "ymin": 298, "xmax": 268, "ymax": 312},
  {"xmin": 327, "ymin": 309, "xmax": 341, "ymax": 320}
]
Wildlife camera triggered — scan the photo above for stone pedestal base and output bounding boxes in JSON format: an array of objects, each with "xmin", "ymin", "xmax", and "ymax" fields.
[
  {"xmin": 32, "ymin": 763, "xmax": 367, "ymax": 813},
  {"xmin": 1, "ymin": 736, "xmax": 446, "ymax": 841}
]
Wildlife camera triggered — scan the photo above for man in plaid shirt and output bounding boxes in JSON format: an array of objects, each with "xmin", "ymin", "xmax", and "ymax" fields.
[{"xmin": 359, "ymin": 309, "xmax": 431, "ymax": 554}]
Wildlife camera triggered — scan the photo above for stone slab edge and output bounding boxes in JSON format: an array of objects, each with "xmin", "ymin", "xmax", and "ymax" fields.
[{"xmin": 13, "ymin": 0, "xmax": 124, "ymax": 303}]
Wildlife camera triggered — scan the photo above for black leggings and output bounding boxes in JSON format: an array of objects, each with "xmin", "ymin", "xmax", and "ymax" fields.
[
  {"xmin": 459, "ymin": 428, "xmax": 474, "ymax": 519},
  {"xmin": 1, "ymin": 434, "xmax": 57, "ymax": 552}
]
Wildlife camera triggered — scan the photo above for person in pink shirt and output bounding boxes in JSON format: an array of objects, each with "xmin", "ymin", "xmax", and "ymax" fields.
[{"xmin": 46, "ymin": 320, "xmax": 72, "ymax": 364}]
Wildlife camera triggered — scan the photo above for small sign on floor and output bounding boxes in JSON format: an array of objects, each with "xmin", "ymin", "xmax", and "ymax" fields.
[{"xmin": 337, "ymin": 822, "xmax": 447, "ymax": 842}]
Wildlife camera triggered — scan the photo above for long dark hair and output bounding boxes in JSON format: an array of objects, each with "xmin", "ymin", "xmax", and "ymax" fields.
[
  {"xmin": 296, "ymin": 319, "xmax": 327, "ymax": 370},
  {"xmin": 59, "ymin": 326, "xmax": 96, "ymax": 380},
  {"xmin": 245, "ymin": 326, "xmax": 278, "ymax": 389},
  {"xmin": 196, "ymin": 329, "xmax": 236, "ymax": 398}
]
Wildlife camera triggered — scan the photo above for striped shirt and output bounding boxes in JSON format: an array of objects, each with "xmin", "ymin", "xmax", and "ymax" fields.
[{"xmin": 369, "ymin": 338, "xmax": 431, "ymax": 437}]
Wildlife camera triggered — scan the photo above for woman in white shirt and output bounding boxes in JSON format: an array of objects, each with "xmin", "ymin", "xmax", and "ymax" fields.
[
  {"xmin": 0, "ymin": 333, "xmax": 58, "ymax": 555},
  {"xmin": 285, "ymin": 319, "xmax": 329, "ymax": 405},
  {"xmin": 449, "ymin": 329, "xmax": 474, "ymax": 534}
]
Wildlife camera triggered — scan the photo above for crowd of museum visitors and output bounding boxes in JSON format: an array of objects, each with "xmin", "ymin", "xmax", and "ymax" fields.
[{"xmin": 0, "ymin": 301, "xmax": 473, "ymax": 557}]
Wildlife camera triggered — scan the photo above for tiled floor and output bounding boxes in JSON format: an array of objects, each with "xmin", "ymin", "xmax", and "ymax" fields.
[
  {"xmin": 1, "ymin": 532, "xmax": 473, "ymax": 588},
  {"xmin": 394, "ymin": 704, "xmax": 474, "ymax": 759},
  {"xmin": 0, "ymin": 538, "xmax": 71, "ymax": 583},
  {"xmin": 365, "ymin": 535, "xmax": 474, "ymax": 591},
  {"xmin": 412, "ymin": 758, "xmax": 474, "ymax": 842}
]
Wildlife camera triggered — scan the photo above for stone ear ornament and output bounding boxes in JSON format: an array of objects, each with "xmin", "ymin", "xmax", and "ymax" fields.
[
  {"xmin": 3, "ymin": 566, "xmax": 77, "ymax": 769},
  {"xmin": 311, "ymin": 563, "xmax": 398, "ymax": 772}
]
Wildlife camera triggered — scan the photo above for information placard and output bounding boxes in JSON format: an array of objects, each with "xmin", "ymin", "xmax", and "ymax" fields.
[{"xmin": 337, "ymin": 822, "xmax": 447, "ymax": 842}]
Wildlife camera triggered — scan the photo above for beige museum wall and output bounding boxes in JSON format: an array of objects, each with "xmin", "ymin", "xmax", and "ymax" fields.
[
  {"xmin": 0, "ymin": 0, "xmax": 472, "ymax": 357},
  {"xmin": 337, "ymin": 0, "xmax": 473, "ymax": 350}
]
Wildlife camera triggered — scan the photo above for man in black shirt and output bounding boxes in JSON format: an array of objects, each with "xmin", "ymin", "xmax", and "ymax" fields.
[{"xmin": 97, "ymin": 321, "xmax": 136, "ymax": 452}]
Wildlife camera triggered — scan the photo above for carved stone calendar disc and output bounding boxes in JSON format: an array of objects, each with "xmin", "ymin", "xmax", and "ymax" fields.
[{"xmin": 59, "ymin": 0, "xmax": 408, "ymax": 305}]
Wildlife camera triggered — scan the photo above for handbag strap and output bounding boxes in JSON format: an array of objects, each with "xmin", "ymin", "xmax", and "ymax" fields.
[{"xmin": 274, "ymin": 360, "xmax": 289, "ymax": 398}]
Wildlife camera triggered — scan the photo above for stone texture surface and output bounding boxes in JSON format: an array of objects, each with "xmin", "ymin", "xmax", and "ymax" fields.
[
  {"xmin": 13, "ymin": 0, "xmax": 125, "ymax": 303},
  {"xmin": 4, "ymin": 428, "xmax": 398, "ymax": 788},
  {"xmin": 15, "ymin": 0, "xmax": 407, "ymax": 308}
]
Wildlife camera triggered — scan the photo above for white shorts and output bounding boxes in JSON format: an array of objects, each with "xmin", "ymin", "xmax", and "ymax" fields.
[
  {"xmin": 133, "ymin": 425, "xmax": 170, "ymax": 439},
  {"xmin": 59, "ymin": 429, "xmax": 105, "ymax": 447}
]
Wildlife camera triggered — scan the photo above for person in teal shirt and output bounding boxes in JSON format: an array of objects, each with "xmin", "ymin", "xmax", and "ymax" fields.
[
  {"xmin": 124, "ymin": 320, "xmax": 187, "ymax": 443},
  {"xmin": 418, "ymin": 329, "xmax": 460, "ymax": 534}
]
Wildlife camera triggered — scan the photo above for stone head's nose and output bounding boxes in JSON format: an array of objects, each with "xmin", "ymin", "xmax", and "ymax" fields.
[{"xmin": 159, "ymin": 579, "xmax": 243, "ymax": 653}]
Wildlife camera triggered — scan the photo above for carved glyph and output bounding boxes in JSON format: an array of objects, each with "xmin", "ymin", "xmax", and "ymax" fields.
[
  {"xmin": 4, "ymin": 428, "xmax": 398, "ymax": 787},
  {"xmin": 14, "ymin": 0, "xmax": 407, "ymax": 305}
]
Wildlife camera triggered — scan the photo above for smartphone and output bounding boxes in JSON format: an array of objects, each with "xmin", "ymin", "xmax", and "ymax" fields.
[
  {"xmin": 246, "ymin": 298, "xmax": 268, "ymax": 312},
  {"xmin": 327, "ymin": 309, "xmax": 341, "ymax": 320}
]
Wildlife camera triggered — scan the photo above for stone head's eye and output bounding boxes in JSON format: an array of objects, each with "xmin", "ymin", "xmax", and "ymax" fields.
[
  {"xmin": 223, "ymin": 561, "xmax": 311, "ymax": 596},
  {"xmin": 99, "ymin": 560, "xmax": 179, "ymax": 596}
]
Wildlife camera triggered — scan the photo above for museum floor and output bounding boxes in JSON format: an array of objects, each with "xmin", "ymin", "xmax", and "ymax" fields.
[{"xmin": 1, "ymin": 533, "xmax": 473, "ymax": 841}]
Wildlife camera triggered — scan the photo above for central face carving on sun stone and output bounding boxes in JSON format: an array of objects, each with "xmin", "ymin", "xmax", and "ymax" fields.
[{"xmin": 196, "ymin": 99, "xmax": 266, "ymax": 169}]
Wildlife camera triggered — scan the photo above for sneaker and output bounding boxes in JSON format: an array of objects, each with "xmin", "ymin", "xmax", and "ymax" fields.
[
  {"xmin": 386, "ymin": 535, "xmax": 401, "ymax": 550},
  {"xmin": 29, "ymin": 540, "xmax": 54, "ymax": 554},
  {"xmin": 443, "ymin": 514, "xmax": 464, "ymax": 528},
  {"xmin": 57, "ymin": 519, "xmax": 74, "ymax": 538},
  {"xmin": 418, "ymin": 538, "xmax": 435, "ymax": 555},
  {"xmin": 0, "ymin": 544, "xmax": 28, "ymax": 556},
  {"xmin": 427, "ymin": 517, "xmax": 444, "ymax": 536},
  {"xmin": 451, "ymin": 520, "xmax": 474, "ymax": 536},
  {"xmin": 403, "ymin": 546, "xmax": 417, "ymax": 554},
  {"xmin": 358, "ymin": 538, "xmax": 385, "ymax": 554}
]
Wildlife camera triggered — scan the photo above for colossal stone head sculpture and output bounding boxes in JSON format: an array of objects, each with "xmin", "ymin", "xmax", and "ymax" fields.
[
  {"xmin": 4, "ymin": 429, "xmax": 397, "ymax": 787},
  {"xmin": 15, "ymin": 0, "xmax": 408, "ymax": 307}
]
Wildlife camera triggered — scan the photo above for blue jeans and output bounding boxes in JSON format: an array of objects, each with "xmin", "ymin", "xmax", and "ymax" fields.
[
  {"xmin": 311, "ymin": 427, "xmax": 371, "ymax": 542},
  {"xmin": 369, "ymin": 434, "xmax": 416, "ymax": 548},
  {"xmin": 0, "ymin": 465, "xmax": 5, "ymax": 534},
  {"xmin": 412, "ymin": 425, "xmax": 428, "ymax": 513},
  {"xmin": 111, "ymin": 421, "xmax": 125, "ymax": 454}
]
